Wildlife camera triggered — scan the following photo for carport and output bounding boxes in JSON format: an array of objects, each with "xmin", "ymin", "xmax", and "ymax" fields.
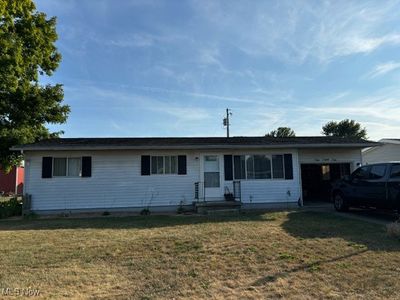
[
  {"xmin": 298, "ymin": 147, "xmax": 362, "ymax": 205},
  {"xmin": 301, "ymin": 163, "xmax": 351, "ymax": 203}
]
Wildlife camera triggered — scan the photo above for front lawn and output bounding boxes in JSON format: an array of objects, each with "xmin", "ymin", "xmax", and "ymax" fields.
[{"xmin": 0, "ymin": 211, "xmax": 399, "ymax": 299}]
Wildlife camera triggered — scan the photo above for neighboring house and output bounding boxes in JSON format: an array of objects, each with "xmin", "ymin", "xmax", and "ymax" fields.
[
  {"xmin": 12, "ymin": 136, "xmax": 376, "ymax": 213},
  {"xmin": 362, "ymin": 139, "xmax": 400, "ymax": 164},
  {"xmin": 0, "ymin": 165, "xmax": 24, "ymax": 195}
]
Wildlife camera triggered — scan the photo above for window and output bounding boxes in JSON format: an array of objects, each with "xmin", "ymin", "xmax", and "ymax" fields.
[
  {"xmin": 204, "ymin": 155, "xmax": 220, "ymax": 187},
  {"xmin": 254, "ymin": 155, "xmax": 271, "ymax": 179},
  {"xmin": 390, "ymin": 164, "xmax": 400, "ymax": 179},
  {"xmin": 352, "ymin": 166, "xmax": 369, "ymax": 180},
  {"xmin": 53, "ymin": 158, "xmax": 81, "ymax": 177},
  {"xmin": 321, "ymin": 165, "xmax": 330, "ymax": 181},
  {"xmin": 151, "ymin": 156, "xmax": 178, "ymax": 175},
  {"xmin": 369, "ymin": 165, "xmax": 387, "ymax": 180},
  {"xmin": 272, "ymin": 155, "xmax": 284, "ymax": 179},
  {"xmin": 233, "ymin": 154, "xmax": 281, "ymax": 180},
  {"xmin": 53, "ymin": 158, "xmax": 67, "ymax": 176},
  {"xmin": 234, "ymin": 155, "xmax": 246, "ymax": 179}
]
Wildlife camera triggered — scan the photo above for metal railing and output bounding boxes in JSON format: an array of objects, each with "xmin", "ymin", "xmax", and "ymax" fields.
[
  {"xmin": 194, "ymin": 181, "xmax": 205, "ymax": 201},
  {"xmin": 195, "ymin": 181, "xmax": 241, "ymax": 202}
]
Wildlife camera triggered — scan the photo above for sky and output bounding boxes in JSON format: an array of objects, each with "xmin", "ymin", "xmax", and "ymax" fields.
[{"xmin": 36, "ymin": 0, "xmax": 400, "ymax": 140}]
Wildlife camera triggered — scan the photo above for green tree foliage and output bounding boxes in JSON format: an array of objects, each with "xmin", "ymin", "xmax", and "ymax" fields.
[
  {"xmin": 0, "ymin": 0, "xmax": 69, "ymax": 171},
  {"xmin": 266, "ymin": 127, "xmax": 296, "ymax": 138},
  {"xmin": 322, "ymin": 119, "xmax": 367, "ymax": 139}
]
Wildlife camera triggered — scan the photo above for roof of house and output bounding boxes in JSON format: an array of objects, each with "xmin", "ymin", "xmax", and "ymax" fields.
[
  {"xmin": 362, "ymin": 138, "xmax": 400, "ymax": 154},
  {"xmin": 379, "ymin": 138, "xmax": 400, "ymax": 144},
  {"xmin": 12, "ymin": 136, "xmax": 379, "ymax": 151}
]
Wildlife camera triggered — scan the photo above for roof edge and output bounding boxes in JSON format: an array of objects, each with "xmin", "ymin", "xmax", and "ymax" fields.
[{"xmin": 12, "ymin": 143, "xmax": 379, "ymax": 151}]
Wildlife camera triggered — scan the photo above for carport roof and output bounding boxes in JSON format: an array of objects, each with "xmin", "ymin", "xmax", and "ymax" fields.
[{"xmin": 12, "ymin": 136, "xmax": 379, "ymax": 151}]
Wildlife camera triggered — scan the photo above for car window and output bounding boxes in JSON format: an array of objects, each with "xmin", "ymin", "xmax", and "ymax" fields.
[
  {"xmin": 390, "ymin": 164, "xmax": 400, "ymax": 179},
  {"xmin": 369, "ymin": 165, "xmax": 387, "ymax": 180},
  {"xmin": 352, "ymin": 166, "xmax": 369, "ymax": 180}
]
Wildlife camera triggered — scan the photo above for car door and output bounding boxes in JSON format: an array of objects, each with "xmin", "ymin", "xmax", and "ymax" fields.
[
  {"xmin": 387, "ymin": 163, "xmax": 400, "ymax": 210},
  {"xmin": 365, "ymin": 164, "xmax": 388, "ymax": 208},
  {"xmin": 348, "ymin": 166, "xmax": 370, "ymax": 205}
]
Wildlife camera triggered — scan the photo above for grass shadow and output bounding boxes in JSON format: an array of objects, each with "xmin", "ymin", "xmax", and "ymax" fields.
[
  {"xmin": 0, "ymin": 211, "xmax": 274, "ymax": 231},
  {"xmin": 282, "ymin": 211, "xmax": 400, "ymax": 251},
  {"xmin": 251, "ymin": 210, "xmax": 400, "ymax": 287}
]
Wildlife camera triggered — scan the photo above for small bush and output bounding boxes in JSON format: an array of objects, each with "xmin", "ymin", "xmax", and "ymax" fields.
[
  {"xmin": 23, "ymin": 212, "xmax": 39, "ymax": 220},
  {"xmin": 140, "ymin": 208, "xmax": 151, "ymax": 216},
  {"xmin": 102, "ymin": 211, "xmax": 111, "ymax": 216},
  {"xmin": 177, "ymin": 206, "xmax": 184, "ymax": 214},
  {"xmin": 0, "ymin": 197, "xmax": 22, "ymax": 219},
  {"xmin": 387, "ymin": 221, "xmax": 400, "ymax": 239}
]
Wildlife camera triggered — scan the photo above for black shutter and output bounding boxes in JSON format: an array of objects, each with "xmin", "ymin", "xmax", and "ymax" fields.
[
  {"xmin": 42, "ymin": 157, "xmax": 52, "ymax": 178},
  {"xmin": 141, "ymin": 156, "xmax": 150, "ymax": 175},
  {"xmin": 82, "ymin": 156, "xmax": 92, "ymax": 177},
  {"xmin": 284, "ymin": 154, "xmax": 293, "ymax": 180},
  {"xmin": 178, "ymin": 155, "xmax": 187, "ymax": 175},
  {"xmin": 224, "ymin": 155, "xmax": 233, "ymax": 181}
]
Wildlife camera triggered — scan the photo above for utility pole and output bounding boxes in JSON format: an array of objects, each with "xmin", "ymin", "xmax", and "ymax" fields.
[{"xmin": 223, "ymin": 108, "xmax": 232, "ymax": 138}]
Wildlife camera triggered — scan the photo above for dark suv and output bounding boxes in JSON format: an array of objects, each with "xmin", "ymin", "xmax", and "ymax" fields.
[{"xmin": 331, "ymin": 162, "xmax": 400, "ymax": 212}]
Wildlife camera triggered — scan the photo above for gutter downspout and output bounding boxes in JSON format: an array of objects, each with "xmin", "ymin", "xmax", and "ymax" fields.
[
  {"xmin": 15, "ymin": 150, "xmax": 23, "ymax": 195},
  {"xmin": 15, "ymin": 165, "xmax": 18, "ymax": 195}
]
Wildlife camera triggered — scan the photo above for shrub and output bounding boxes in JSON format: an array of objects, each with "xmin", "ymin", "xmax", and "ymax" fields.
[
  {"xmin": 140, "ymin": 208, "xmax": 151, "ymax": 216},
  {"xmin": 387, "ymin": 221, "xmax": 400, "ymax": 239},
  {"xmin": 0, "ymin": 197, "xmax": 22, "ymax": 219}
]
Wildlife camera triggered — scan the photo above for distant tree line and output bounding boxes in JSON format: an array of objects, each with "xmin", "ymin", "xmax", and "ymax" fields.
[{"xmin": 266, "ymin": 119, "xmax": 367, "ymax": 139}]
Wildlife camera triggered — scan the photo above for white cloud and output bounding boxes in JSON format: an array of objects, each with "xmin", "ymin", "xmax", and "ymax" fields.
[
  {"xmin": 364, "ymin": 61, "xmax": 400, "ymax": 79},
  {"xmin": 190, "ymin": 0, "xmax": 400, "ymax": 64}
]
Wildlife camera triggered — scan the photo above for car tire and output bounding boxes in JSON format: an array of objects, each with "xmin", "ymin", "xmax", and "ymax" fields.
[{"xmin": 334, "ymin": 194, "xmax": 349, "ymax": 212}]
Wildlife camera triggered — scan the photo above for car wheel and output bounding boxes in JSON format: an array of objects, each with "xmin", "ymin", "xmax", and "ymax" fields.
[{"xmin": 334, "ymin": 194, "xmax": 348, "ymax": 212}]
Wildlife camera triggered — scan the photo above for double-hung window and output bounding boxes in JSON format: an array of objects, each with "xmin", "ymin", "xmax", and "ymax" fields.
[
  {"xmin": 233, "ymin": 154, "xmax": 285, "ymax": 180},
  {"xmin": 53, "ymin": 157, "xmax": 82, "ymax": 177},
  {"xmin": 151, "ymin": 156, "xmax": 178, "ymax": 175}
]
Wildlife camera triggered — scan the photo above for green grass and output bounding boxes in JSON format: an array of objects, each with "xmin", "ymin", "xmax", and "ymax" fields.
[{"xmin": 0, "ymin": 211, "xmax": 399, "ymax": 299}]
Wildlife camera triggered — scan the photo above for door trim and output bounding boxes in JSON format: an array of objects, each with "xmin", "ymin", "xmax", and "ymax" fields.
[{"xmin": 200, "ymin": 154, "xmax": 224, "ymax": 200}]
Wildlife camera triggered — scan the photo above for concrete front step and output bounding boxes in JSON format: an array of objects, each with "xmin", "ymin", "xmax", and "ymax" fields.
[
  {"xmin": 194, "ymin": 200, "xmax": 242, "ymax": 214},
  {"xmin": 205, "ymin": 208, "xmax": 241, "ymax": 215}
]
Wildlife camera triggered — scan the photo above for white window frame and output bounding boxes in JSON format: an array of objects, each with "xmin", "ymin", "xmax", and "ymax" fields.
[
  {"xmin": 150, "ymin": 155, "xmax": 178, "ymax": 175},
  {"xmin": 52, "ymin": 157, "xmax": 82, "ymax": 177},
  {"xmin": 234, "ymin": 154, "xmax": 285, "ymax": 181}
]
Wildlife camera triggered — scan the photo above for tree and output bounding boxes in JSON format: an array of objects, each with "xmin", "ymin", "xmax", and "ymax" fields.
[
  {"xmin": 322, "ymin": 119, "xmax": 367, "ymax": 139},
  {"xmin": 266, "ymin": 127, "xmax": 296, "ymax": 138},
  {"xmin": 0, "ymin": 0, "xmax": 69, "ymax": 171}
]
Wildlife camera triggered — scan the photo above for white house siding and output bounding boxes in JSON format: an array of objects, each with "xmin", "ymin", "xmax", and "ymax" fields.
[
  {"xmin": 298, "ymin": 148, "xmax": 362, "ymax": 171},
  {"xmin": 24, "ymin": 148, "xmax": 302, "ymax": 212},
  {"xmin": 362, "ymin": 144, "xmax": 400, "ymax": 164},
  {"xmin": 193, "ymin": 149, "xmax": 300, "ymax": 205},
  {"xmin": 222, "ymin": 149, "xmax": 301, "ymax": 205},
  {"xmin": 25, "ymin": 150, "xmax": 200, "ymax": 211}
]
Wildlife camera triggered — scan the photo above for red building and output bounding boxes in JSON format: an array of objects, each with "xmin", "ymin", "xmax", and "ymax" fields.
[{"xmin": 0, "ymin": 165, "xmax": 24, "ymax": 195}]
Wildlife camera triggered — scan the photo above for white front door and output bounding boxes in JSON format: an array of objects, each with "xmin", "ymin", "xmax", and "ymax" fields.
[{"xmin": 203, "ymin": 155, "xmax": 223, "ymax": 199}]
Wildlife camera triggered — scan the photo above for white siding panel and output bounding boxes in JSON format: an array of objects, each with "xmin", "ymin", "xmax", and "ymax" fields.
[
  {"xmin": 225, "ymin": 150, "xmax": 301, "ymax": 204},
  {"xmin": 26, "ymin": 150, "xmax": 200, "ymax": 211},
  {"xmin": 362, "ymin": 144, "xmax": 400, "ymax": 164},
  {"xmin": 298, "ymin": 148, "xmax": 362, "ymax": 171}
]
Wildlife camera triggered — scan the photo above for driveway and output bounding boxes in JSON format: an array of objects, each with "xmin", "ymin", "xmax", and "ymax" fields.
[{"xmin": 303, "ymin": 201, "xmax": 398, "ymax": 225}]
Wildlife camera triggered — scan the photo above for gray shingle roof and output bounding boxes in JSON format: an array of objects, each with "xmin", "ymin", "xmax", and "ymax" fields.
[{"xmin": 12, "ymin": 136, "xmax": 379, "ymax": 151}]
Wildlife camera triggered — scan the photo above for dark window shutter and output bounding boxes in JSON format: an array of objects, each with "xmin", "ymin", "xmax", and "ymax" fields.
[
  {"xmin": 284, "ymin": 154, "xmax": 293, "ymax": 180},
  {"xmin": 141, "ymin": 156, "xmax": 150, "ymax": 175},
  {"xmin": 82, "ymin": 156, "xmax": 92, "ymax": 177},
  {"xmin": 224, "ymin": 155, "xmax": 233, "ymax": 181},
  {"xmin": 178, "ymin": 155, "xmax": 187, "ymax": 175},
  {"xmin": 42, "ymin": 157, "xmax": 52, "ymax": 178}
]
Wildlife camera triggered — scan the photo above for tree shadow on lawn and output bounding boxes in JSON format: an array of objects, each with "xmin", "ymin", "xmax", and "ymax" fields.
[
  {"xmin": 282, "ymin": 211, "xmax": 399, "ymax": 251},
  {"xmin": 0, "ymin": 211, "xmax": 275, "ymax": 231},
  {"xmin": 252, "ymin": 210, "xmax": 400, "ymax": 286}
]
